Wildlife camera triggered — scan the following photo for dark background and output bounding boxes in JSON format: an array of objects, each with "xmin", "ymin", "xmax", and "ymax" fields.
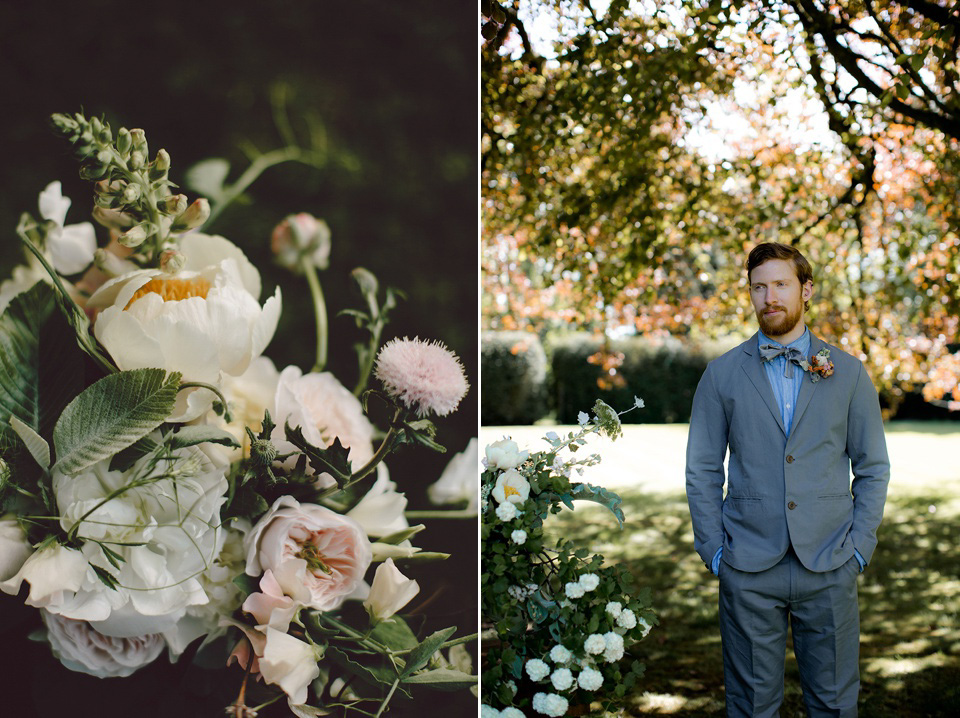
[{"xmin": 0, "ymin": 1, "xmax": 477, "ymax": 715}]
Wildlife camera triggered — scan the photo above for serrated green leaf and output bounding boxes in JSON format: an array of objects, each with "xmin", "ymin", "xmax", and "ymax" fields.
[
  {"xmin": 284, "ymin": 422, "xmax": 352, "ymax": 486},
  {"xmin": 169, "ymin": 425, "xmax": 240, "ymax": 450},
  {"xmin": 400, "ymin": 627, "xmax": 456, "ymax": 678},
  {"xmin": 402, "ymin": 668, "xmax": 477, "ymax": 690},
  {"xmin": 53, "ymin": 369, "xmax": 181, "ymax": 475}
]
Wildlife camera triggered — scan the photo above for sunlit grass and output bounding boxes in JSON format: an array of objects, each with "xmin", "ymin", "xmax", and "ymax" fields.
[{"xmin": 502, "ymin": 422, "xmax": 960, "ymax": 717}]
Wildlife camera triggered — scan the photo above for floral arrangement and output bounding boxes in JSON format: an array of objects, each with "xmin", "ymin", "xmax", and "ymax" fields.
[
  {"xmin": 799, "ymin": 348, "xmax": 834, "ymax": 382},
  {"xmin": 480, "ymin": 399, "xmax": 656, "ymax": 717},
  {"xmin": 0, "ymin": 111, "xmax": 477, "ymax": 716}
]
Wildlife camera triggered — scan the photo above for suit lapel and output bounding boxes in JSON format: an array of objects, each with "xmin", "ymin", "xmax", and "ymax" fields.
[
  {"xmin": 740, "ymin": 333, "xmax": 787, "ymax": 437},
  {"xmin": 789, "ymin": 332, "xmax": 823, "ymax": 434}
]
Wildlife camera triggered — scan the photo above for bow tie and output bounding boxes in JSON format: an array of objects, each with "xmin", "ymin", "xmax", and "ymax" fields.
[{"xmin": 759, "ymin": 344, "xmax": 805, "ymax": 378}]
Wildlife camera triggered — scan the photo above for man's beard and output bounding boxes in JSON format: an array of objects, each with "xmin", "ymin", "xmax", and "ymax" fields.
[{"xmin": 757, "ymin": 302, "xmax": 803, "ymax": 338}]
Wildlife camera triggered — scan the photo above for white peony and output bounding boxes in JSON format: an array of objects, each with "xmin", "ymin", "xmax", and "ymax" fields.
[
  {"xmin": 491, "ymin": 468, "xmax": 530, "ymax": 505},
  {"xmin": 428, "ymin": 437, "xmax": 479, "ymax": 512},
  {"xmin": 43, "ymin": 610, "xmax": 165, "ymax": 678},
  {"xmin": 35, "ymin": 441, "xmax": 229, "ymax": 637},
  {"xmin": 87, "ymin": 234, "xmax": 281, "ymax": 421},
  {"xmin": 484, "ymin": 438, "xmax": 528, "ymax": 470}
]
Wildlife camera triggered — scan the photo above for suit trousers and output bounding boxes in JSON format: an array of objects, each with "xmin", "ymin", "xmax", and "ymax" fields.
[{"xmin": 718, "ymin": 548, "xmax": 861, "ymax": 718}]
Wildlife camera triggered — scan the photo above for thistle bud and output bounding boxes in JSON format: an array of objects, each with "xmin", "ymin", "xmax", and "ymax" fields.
[
  {"xmin": 159, "ymin": 247, "xmax": 186, "ymax": 274},
  {"xmin": 118, "ymin": 223, "xmax": 150, "ymax": 248},
  {"xmin": 171, "ymin": 198, "xmax": 211, "ymax": 232},
  {"xmin": 158, "ymin": 194, "xmax": 188, "ymax": 216},
  {"xmin": 116, "ymin": 127, "xmax": 132, "ymax": 156}
]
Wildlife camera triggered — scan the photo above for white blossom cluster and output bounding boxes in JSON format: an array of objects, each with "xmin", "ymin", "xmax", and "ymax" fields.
[
  {"xmin": 507, "ymin": 583, "xmax": 539, "ymax": 602},
  {"xmin": 481, "ymin": 704, "xmax": 526, "ymax": 718},
  {"xmin": 564, "ymin": 572, "xmax": 600, "ymax": 599},
  {"xmin": 532, "ymin": 692, "xmax": 568, "ymax": 717}
]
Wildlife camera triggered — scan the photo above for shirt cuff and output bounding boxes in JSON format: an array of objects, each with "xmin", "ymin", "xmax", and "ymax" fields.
[
  {"xmin": 711, "ymin": 547, "xmax": 723, "ymax": 576},
  {"xmin": 853, "ymin": 548, "xmax": 866, "ymax": 573}
]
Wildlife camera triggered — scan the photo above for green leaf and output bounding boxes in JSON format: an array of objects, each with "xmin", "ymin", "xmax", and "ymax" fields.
[
  {"xmin": 326, "ymin": 646, "xmax": 405, "ymax": 691},
  {"xmin": 90, "ymin": 563, "xmax": 120, "ymax": 591},
  {"xmin": 377, "ymin": 524, "xmax": 426, "ymax": 545},
  {"xmin": 402, "ymin": 668, "xmax": 477, "ymax": 690},
  {"xmin": 169, "ymin": 425, "xmax": 240, "ymax": 450},
  {"xmin": 569, "ymin": 482, "xmax": 625, "ymax": 528},
  {"xmin": 108, "ymin": 435, "xmax": 162, "ymax": 473},
  {"xmin": 284, "ymin": 422, "xmax": 352, "ymax": 486},
  {"xmin": 370, "ymin": 615, "xmax": 419, "ymax": 651},
  {"xmin": 9, "ymin": 416, "xmax": 50, "ymax": 470},
  {"xmin": 400, "ymin": 627, "xmax": 456, "ymax": 679},
  {"xmin": 232, "ymin": 573, "xmax": 260, "ymax": 597},
  {"xmin": 52, "ymin": 369, "xmax": 181, "ymax": 475}
]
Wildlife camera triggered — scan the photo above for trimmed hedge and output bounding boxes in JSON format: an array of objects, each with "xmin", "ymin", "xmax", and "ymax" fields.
[
  {"xmin": 481, "ymin": 331, "xmax": 549, "ymax": 425},
  {"xmin": 549, "ymin": 334, "xmax": 735, "ymax": 424}
]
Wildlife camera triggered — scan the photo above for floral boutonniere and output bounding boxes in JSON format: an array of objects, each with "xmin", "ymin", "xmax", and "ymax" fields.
[{"xmin": 799, "ymin": 348, "xmax": 834, "ymax": 383}]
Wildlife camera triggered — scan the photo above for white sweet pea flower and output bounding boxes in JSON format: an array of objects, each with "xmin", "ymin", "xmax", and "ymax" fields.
[
  {"xmin": 42, "ymin": 611, "xmax": 165, "ymax": 678},
  {"xmin": 0, "ymin": 542, "xmax": 87, "ymax": 604},
  {"xmin": 362, "ymin": 558, "xmax": 420, "ymax": 623},
  {"xmin": 0, "ymin": 261, "xmax": 48, "ymax": 315},
  {"xmin": 428, "ymin": 438, "xmax": 479, "ymax": 512},
  {"xmin": 38, "ymin": 181, "xmax": 97, "ymax": 275},
  {"xmin": 484, "ymin": 438, "xmax": 528, "ymax": 470},
  {"xmin": 346, "ymin": 467, "xmax": 408, "ymax": 539},
  {"xmin": 87, "ymin": 234, "xmax": 281, "ymax": 421},
  {"xmin": 492, "ymin": 468, "xmax": 530, "ymax": 505},
  {"xmin": 0, "ymin": 515, "xmax": 34, "ymax": 582},
  {"xmin": 259, "ymin": 627, "xmax": 322, "ymax": 705}
]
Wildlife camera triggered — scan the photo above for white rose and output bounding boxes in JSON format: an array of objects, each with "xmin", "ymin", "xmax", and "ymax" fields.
[
  {"xmin": 272, "ymin": 366, "xmax": 375, "ymax": 485},
  {"xmin": 485, "ymin": 438, "xmax": 528, "ymax": 470},
  {"xmin": 491, "ymin": 468, "xmax": 530, "ymax": 505},
  {"xmin": 43, "ymin": 441, "xmax": 228, "ymax": 636},
  {"xmin": 259, "ymin": 627, "xmax": 322, "ymax": 705},
  {"xmin": 428, "ymin": 437, "xmax": 479, "ymax": 512},
  {"xmin": 0, "ymin": 515, "xmax": 34, "ymax": 582},
  {"xmin": 245, "ymin": 496, "xmax": 372, "ymax": 612},
  {"xmin": 363, "ymin": 558, "xmax": 420, "ymax": 623},
  {"xmin": 87, "ymin": 233, "xmax": 281, "ymax": 421},
  {"xmin": 43, "ymin": 611, "xmax": 164, "ymax": 678}
]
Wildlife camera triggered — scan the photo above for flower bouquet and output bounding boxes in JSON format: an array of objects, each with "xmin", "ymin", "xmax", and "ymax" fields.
[
  {"xmin": 0, "ymin": 111, "xmax": 477, "ymax": 716},
  {"xmin": 480, "ymin": 399, "xmax": 656, "ymax": 717}
]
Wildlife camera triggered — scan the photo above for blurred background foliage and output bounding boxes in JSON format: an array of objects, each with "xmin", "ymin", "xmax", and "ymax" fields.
[
  {"xmin": 481, "ymin": 0, "xmax": 960, "ymax": 423},
  {"xmin": 0, "ymin": 1, "xmax": 476, "ymax": 715}
]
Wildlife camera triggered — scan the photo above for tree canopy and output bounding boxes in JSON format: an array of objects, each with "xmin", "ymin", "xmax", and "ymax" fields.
[{"xmin": 481, "ymin": 0, "xmax": 960, "ymax": 411}]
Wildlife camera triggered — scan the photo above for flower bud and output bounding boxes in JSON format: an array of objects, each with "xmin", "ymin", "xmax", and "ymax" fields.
[
  {"xmin": 79, "ymin": 162, "xmax": 108, "ymax": 181},
  {"xmin": 92, "ymin": 206, "xmax": 135, "ymax": 231},
  {"xmin": 171, "ymin": 198, "xmax": 210, "ymax": 232},
  {"xmin": 149, "ymin": 149, "xmax": 171, "ymax": 181},
  {"xmin": 158, "ymin": 247, "xmax": 186, "ymax": 274},
  {"xmin": 122, "ymin": 183, "xmax": 141, "ymax": 203},
  {"xmin": 118, "ymin": 223, "xmax": 149, "ymax": 248},
  {"xmin": 129, "ymin": 128, "xmax": 148, "ymax": 156},
  {"xmin": 116, "ymin": 127, "xmax": 132, "ymax": 156},
  {"xmin": 158, "ymin": 194, "xmax": 188, "ymax": 216},
  {"xmin": 270, "ymin": 213, "xmax": 332, "ymax": 271},
  {"xmin": 129, "ymin": 151, "xmax": 145, "ymax": 170}
]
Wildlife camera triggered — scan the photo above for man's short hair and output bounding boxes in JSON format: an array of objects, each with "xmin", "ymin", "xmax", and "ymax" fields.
[{"xmin": 746, "ymin": 242, "xmax": 813, "ymax": 287}]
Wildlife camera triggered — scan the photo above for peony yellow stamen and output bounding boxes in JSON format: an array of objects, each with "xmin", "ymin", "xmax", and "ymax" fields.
[
  {"xmin": 125, "ymin": 277, "xmax": 211, "ymax": 309},
  {"xmin": 503, "ymin": 485, "xmax": 520, "ymax": 499}
]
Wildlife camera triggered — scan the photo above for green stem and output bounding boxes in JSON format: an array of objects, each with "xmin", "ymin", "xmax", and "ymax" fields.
[
  {"xmin": 303, "ymin": 259, "xmax": 329, "ymax": 372},
  {"xmin": 317, "ymin": 421, "xmax": 401, "ymax": 500},
  {"xmin": 352, "ymin": 287, "xmax": 383, "ymax": 397},
  {"xmin": 403, "ymin": 509, "xmax": 477, "ymax": 520},
  {"xmin": 310, "ymin": 613, "xmax": 393, "ymax": 655},
  {"xmin": 374, "ymin": 679, "xmax": 401, "ymax": 718},
  {"xmin": 394, "ymin": 633, "xmax": 478, "ymax": 656},
  {"xmin": 178, "ymin": 381, "xmax": 232, "ymax": 421}
]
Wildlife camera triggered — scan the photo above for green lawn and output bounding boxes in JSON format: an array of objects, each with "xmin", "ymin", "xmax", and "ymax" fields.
[{"xmin": 483, "ymin": 423, "xmax": 960, "ymax": 716}]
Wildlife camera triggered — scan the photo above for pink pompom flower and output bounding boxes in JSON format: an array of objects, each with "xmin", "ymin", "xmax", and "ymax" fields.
[{"xmin": 374, "ymin": 337, "xmax": 469, "ymax": 417}]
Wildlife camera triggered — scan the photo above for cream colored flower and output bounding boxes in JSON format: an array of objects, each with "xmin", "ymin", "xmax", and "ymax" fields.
[
  {"xmin": 362, "ymin": 558, "xmax": 419, "ymax": 623},
  {"xmin": 491, "ymin": 468, "xmax": 530, "ymax": 505},
  {"xmin": 87, "ymin": 235, "xmax": 280, "ymax": 421},
  {"xmin": 43, "ymin": 611, "xmax": 165, "ymax": 678},
  {"xmin": 428, "ymin": 438, "xmax": 479, "ymax": 512},
  {"xmin": 0, "ymin": 515, "xmax": 34, "ymax": 583},
  {"xmin": 38, "ymin": 181, "xmax": 97, "ymax": 275},
  {"xmin": 485, "ymin": 438, "xmax": 528, "ymax": 470},
  {"xmin": 260, "ymin": 627, "xmax": 322, "ymax": 705}
]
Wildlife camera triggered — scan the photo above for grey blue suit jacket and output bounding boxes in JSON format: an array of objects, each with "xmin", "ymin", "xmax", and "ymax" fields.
[{"xmin": 685, "ymin": 331, "xmax": 890, "ymax": 573}]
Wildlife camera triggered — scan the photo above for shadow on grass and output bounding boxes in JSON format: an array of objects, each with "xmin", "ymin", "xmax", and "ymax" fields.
[{"xmin": 546, "ymin": 492, "xmax": 960, "ymax": 716}]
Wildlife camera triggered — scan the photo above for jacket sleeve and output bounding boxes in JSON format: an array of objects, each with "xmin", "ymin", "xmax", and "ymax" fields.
[
  {"xmin": 846, "ymin": 362, "xmax": 891, "ymax": 565},
  {"xmin": 685, "ymin": 362, "xmax": 729, "ymax": 567}
]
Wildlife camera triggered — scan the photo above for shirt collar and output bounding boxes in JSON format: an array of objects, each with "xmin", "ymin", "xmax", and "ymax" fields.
[{"xmin": 758, "ymin": 327, "xmax": 810, "ymax": 353}]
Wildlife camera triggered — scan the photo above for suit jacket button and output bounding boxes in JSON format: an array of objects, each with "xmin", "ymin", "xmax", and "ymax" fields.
[
  {"xmin": 786, "ymin": 455, "xmax": 795, "ymax": 463},
  {"xmin": 787, "ymin": 501, "xmax": 797, "ymax": 510}
]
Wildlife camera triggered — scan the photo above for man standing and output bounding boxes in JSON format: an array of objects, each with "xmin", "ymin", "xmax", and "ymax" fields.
[{"xmin": 685, "ymin": 242, "xmax": 890, "ymax": 717}]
